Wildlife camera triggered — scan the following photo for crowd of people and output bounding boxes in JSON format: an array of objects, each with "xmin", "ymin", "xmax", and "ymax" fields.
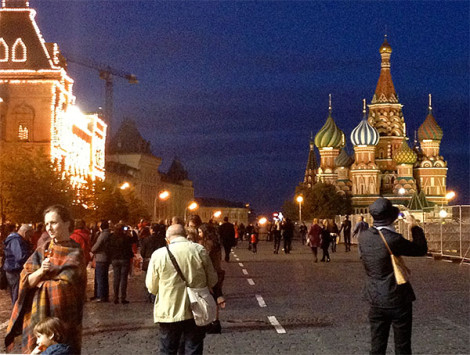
[{"xmin": 0, "ymin": 197, "xmax": 428, "ymax": 355}]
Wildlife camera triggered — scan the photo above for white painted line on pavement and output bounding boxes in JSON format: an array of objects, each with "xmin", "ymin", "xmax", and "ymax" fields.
[
  {"xmin": 268, "ymin": 316, "xmax": 286, "ymax": 334},
  {"xmin": 242, "ymin": 269, "xmax": 248, "ymax": 275},
  {"xmin": 236, "ymin": 258, "xmax": 240, "ymax": 261},
  {"xmin": 443, "ymin": 260, "xmax": 452, "ymax": 263},
  {"xmin": 239, "ymin": 262, "xmax": 244, "ymax": 267},
  {"xmin": 256, "ymin": 294, "xmax": 267, "ymax": 307},
  {"xmin": 0, "ymin": 320, "xmax": 9, "ymax": 331},
  {"xmin": 247, "ymin": 278, "xmax": 255, "ymax": 285}
]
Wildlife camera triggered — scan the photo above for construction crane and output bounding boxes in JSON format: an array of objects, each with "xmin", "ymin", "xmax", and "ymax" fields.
[{"xmin": 62, "ymin": 53, "xmax": 138, "ymax": 132}]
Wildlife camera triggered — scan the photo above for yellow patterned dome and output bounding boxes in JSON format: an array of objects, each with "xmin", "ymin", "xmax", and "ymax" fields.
[
  {"xmin": 394, "ymin": 139, "xmax": 417, "ymax": 165},
  {"xmin": 380, "ymin": 36, "xmax": 392, "ymax": 54},
  {"xmin": 314, "ymin": 112, "xmax": 344, "ymax": 149}
]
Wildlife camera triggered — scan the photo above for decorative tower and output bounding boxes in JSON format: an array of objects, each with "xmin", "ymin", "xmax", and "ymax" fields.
[
  {"xmin": 303, "ymin": 132, "xmax": 317, "ymax": 188},
  {"xmin": 367, "ymin": 35, "xmax": 406, "ymax": 193},
  {"xmin": 334, "ymin": 148, "xmax": 354, "ymax": 195},
  {"xmin": 314, "ymin": 94, "xmax": 345, "ymax": 184},
  {"xmin": 415, "ymin": 94, "xmax": 447, "ymax": 204},
  {"xmin": 393, "ymin": 138, "xmax": 417, "ymax": 197},
  {"xmin": 350, "ymin": 99, "xmax": 381, "ymax": 209}
]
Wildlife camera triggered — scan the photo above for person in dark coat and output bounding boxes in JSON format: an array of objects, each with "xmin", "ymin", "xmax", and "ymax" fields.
[
  {"xmin": 320, "ymin": 220, "xmax": 331, "ymax": 262},
  {"xmin": 109, "ymin": 224, "xmax": 134, "ymax": 304},
  {"xmin": 327, "ymin": 219, "xmax": 339, "ymax": 252},
  {"xmin": 90, "ymin": 220, "xmax": 111, "ymax": 302},
  {"xmin": 359, "ymin": 197, "xmax": 427, "ymax": 355},
  {"xmin": 3, "ymin": 223, "xmax": 32, "ymax": 304},
  {"xmin": 307, "ymin": 218, "xmax": 322, "ymax": 262},
  {"xmin": 339, "ymin": 215, "xmax": 352, "ymax": 252},
  {"xmin": 218, "ymin": 217, "xmax": 235, "ymax": 262},
  {"xmin": 281, "ymin": 218, "xmax": 294, "ymax": 254}
]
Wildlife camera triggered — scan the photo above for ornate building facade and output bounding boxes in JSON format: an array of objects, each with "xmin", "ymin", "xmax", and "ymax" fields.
[
  {"xmin": 0, "ymin": 0, "xmax": 106, "ymax": 183},
  {"xmin": 303, "ymin": 37, "xmax": 448, "ymax": 212}
]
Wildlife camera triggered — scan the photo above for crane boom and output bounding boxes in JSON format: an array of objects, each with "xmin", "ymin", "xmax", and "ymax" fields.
[{"xmin": 62, "ymin": 52, "xmax": 138, "ymax": 134}]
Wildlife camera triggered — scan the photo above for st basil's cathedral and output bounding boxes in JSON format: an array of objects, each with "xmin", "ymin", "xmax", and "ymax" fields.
[{"xmin": 303, "ymin": 37, "xmax": 448, "ymax": 213}]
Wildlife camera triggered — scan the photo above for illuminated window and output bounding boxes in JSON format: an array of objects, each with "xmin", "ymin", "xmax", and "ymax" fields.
[
  {"xmin": 12, "ymin": 38, "xmax": 26, "ymax": 62},
  {"xmin": 18, "ymin": 124, "xmax": 29, "ymax": 141},
  {"xmin": 0, "ymin": 38, "xmax": 8, "ymax": 62}
]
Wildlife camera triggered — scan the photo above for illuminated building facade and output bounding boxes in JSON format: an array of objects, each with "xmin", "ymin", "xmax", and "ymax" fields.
[
  {"xmin": 0, "ymin": 0, "xmax": 106, "ymax": 183},
  {"xmin": 305, "ymin": 37, "xmax": 448, "ymax": 212}
]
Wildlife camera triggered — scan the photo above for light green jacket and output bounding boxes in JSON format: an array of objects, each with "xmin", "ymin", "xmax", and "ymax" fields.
[{"xmin": 145, "ymin": 236, "xmax": 218, "ymax": 323}]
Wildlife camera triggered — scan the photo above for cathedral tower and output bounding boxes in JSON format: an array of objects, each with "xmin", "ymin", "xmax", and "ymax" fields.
[
  {"xmin": 303, "ymin": 132, "xmax": 317, "ymax": 188},
  {"xmin": 393, "ymin": 138, "xmax": 417, "ymax": 197},
  {"xmin": 350, "ymin": 100, "xmax": 380, "ymax": 208},
  {"xmin": 334, "ymin": 148, "xmax": 353, "ymax": 195},
  {"xmin": 415, "ymin": 94, "xmax": 447, "ymax": 204},
  {"xmin": 367, "ymin": 36, "xmax": 406, "ymax": 193},
  {"xmin": 314, "ymin": 95, "xmax": 344, "ymax": 184}
]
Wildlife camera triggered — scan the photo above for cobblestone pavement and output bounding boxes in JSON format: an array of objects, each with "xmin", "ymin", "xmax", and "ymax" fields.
[{"xmin": 1, "ymin": 240, "xmax": 469, "ymax": 354}]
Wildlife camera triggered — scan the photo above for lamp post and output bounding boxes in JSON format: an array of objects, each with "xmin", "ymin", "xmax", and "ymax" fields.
[
  {"xmin": 185, "ymin": 201, "xmax": 198, "ymax": 222},
  {"xmin": 296, "ymin": 195, "xmax": 303, "ymax": 224},
  {"xmin": 153, "ymin": 190, "xmax": 170, "ymax": 222}
]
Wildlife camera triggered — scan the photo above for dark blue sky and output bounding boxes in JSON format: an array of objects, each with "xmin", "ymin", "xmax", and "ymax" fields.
[{"xmin": 35, "ymin": 1, "xmax": 469, "ymax": 214}]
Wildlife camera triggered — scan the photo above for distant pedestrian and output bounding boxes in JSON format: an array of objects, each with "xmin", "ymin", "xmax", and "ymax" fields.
[
  {"xmin": 359, "ymin": 197, "xmax": 428, "ymax": 355},
  {"xmin": 238, "ymin": 223, "xmax": 246, "ymax": 243},
  {"xmin": 109, "ymin": 224, "xmax": 134, "ymax": 304},
  {"xmin": 281, "ymin": 218, "xmax": 294, "ymax": 254},
  {"xmin": 31, "ymin": 223, "xmax": 44, "ymax": 251},
  {"xmin": 327, "ymin": 219, "xmax": 339, "ymax": 252},
  {"xmin": 353, "ymin": 216, "xmax": 369, "ymax": 240},
  {"xmin": 307, "ymin": 218, "xmax": 322, "ymax": 262},
  {"xmin": 250, "ymin": 226, "xmax": 259, "ymax": 253},
  {"xmin": 339, "ymin": 216, "xmax": 352, "ymax": 252},
  {"xmin": 146, "ymin": 224, "xmax": 218, "ymax": 354},
  {"xmin": 299, "ymin": 222, "xmax": 308, "ymax": 245},
  {"xmin": 32, "ymin": 317, "xmax": 70, "ymax": 355},
  {"xmin": 272, "ymin": 220, "xmax": 282, "ymax": 254},
  {"xmin": 218, "ymin": 217, "xmax": 235, "ymax": 262},
  {"xmin": 320, "ymin": 220, "xmax": 332, "ymax": 262},
  {"xmin": 91, "ymin": 220, "xmax": 111, "ymax": 302},
  {"xmin": 70, "ymin": 219, "xmax": 92, "ymax": 265},
  {"xmin": 3, "ymin": 223, "xmax": 32, "ymax": 304}
]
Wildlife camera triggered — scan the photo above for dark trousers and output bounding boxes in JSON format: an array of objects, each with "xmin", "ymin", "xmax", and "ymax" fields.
[
  {"xmin": 283, "ymin": 237, "xmax": 292, "ymax": 253},
  {"xmin": 344, "ymin": 233, "xmax": 351, "ymax": 251},
  {"xmin": 159, "ymin": 319, "xmax": 205, "ymax": 355},
  {"xmin": 223, "ymin": 244, "xmax": 231, "ymax": 262},
  {"xmin": 310, "ymin": 246, "xmax": 318, "ymax": 261},
  {"xmin": 112, "ymin": 259, "xmax": 130, "ymax": 301},
  {"xmin": 369, "ymin": 303, "xmax": 413, "ymax": 355},
  {"xmin": 95, "ymin": 261, "xmax": 110, "ymax": 300},
  {"xmin": 321, "ymin": 247, "xmax": 330, "ymax": 261},
  {"xmin": 6, "ymin": 270, "xmax": 20, "ymax": 305},
  {"xmin": 331, "ymin": 234, "xmax": 337, "ymax": 252},
  {"xmin": 273, "ymin": 233, "xmax": 281, "ymax": 253}
]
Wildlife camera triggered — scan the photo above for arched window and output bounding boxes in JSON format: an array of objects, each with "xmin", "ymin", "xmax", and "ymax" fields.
[
  {"xmin": 12, "ymin": 38, "xmax": 26, "ymax": 62},
  {"xmin": 18, "ymin": 125, "xmax": 29, "ymax": 141},
  {"xmin": 0, "ymin": 38, "xmax": 8, "ymax": 62},
  {"xmin": 13, "ymin": 103, "xmax": 34, "ymax": 141}
]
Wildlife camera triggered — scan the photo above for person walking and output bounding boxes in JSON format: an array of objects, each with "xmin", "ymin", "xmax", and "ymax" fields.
[
  {"xmin": 327, "ymin": 219, "xmax": 339, "ymax": 252},
  {"xmin": 272, "ymin": 220, "xmax": 282, "ymax": 254},
  {"xmin": 70, "ymin": 219, "xmax": 92, "ymax": 266},
  {"xmin": 3, "ymin": 223, "xmax": 32, "ymax": 304},
  {"xmin": 299, "ymin": 222, "xmax": 308, "ymax": 245},
  {"xmin": 281, "ymin": 218, "xmax": 294, "ymax": 254},
  {"xmin": 340, "ymin": 215, "xmax": 352, "ymax": 252},
  {"xmin": 307, "ymin": 218, "xmax": 322, "ymax": 262},
  {"xmin": 320, "ymin": 220, "xmax": 332, "ymax": 262},
  {"xmin": 109, "ymin": 224, "xmax": 134, "ymax": 304},
  {"xmin": 218, "ymin": 217, "xmax": 235, "ymax": 262},
  {"xmin": 146, "ymin": 224, "xmax": 218, "ymax": 354},
  {"xmin": 353, "ymin": 216, "xmax": 369, "ymax": 240},
  {"xmin": 359, "ymin": 197, "xmax": 427, "ymax": 355},
  {"xmin": 91, "ymin": 220, "xmax": 111, "ymax": 302}
]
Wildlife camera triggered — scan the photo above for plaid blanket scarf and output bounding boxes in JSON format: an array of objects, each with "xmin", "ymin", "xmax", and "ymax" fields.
[{"xmin": 4, "ymin": 238, "xmax": 87, "ymax": 354}]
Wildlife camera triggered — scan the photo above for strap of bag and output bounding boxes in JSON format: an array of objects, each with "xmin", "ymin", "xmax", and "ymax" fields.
[
  {"xmin": 165, "ymin": 244, "xmax": 188, "ymax": 285},
  {"xmin": 375, "ymin": 228, "xmax": 393, "ymax": 256}
]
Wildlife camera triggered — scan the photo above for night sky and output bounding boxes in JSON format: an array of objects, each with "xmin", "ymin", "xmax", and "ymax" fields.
[{"xmin": 34, "ymin": 1, "xmax": 469, "ymax": 214}]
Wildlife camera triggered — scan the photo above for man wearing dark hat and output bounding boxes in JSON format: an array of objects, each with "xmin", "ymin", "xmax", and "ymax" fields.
[{"xmin": 359, "ymin": 197, "xmax": 428, "ymax": 355}]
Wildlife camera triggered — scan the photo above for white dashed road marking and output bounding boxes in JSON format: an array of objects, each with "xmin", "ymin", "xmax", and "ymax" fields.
[
  {"xmin": 239, "ymin": 263, "xmax": 244, "ymax": 267},
  {"xmin": 268, "ymin": 316, "xmax": 286, "ymax": 334},
  {"xmin": 242, "ymin": 269, "xmax": 248, "ymax": 275},
  {"xmin": 247, "ymin": 278, "xmax": 255, "ymax": 285},
  {"xmin": 256, "ymin": 294, "xmax": 267, "ymax": 307}
]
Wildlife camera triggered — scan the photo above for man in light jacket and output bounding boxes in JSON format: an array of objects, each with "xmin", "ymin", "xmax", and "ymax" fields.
[
  {"xmin": 146, "ymin": 223, "xmax": 217, "ymax": 354},
  {"xmin": 359, "ymin": 197, "xmax": 427, "ymax": 355}
]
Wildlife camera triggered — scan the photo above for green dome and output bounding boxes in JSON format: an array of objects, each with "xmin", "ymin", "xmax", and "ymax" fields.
[
  {"xmin": 335, "ymin": 148, "xmax": 354, "ymax": 167},
  {"xmin": 314, "ymin": 112, "xmax": 345, "ymax": 149},
  {"xmin": 394, "ymin": 139, "xmax": 417, "ymax": 165}
]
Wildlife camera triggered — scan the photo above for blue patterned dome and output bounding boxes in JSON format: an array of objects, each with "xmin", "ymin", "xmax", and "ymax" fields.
[{"xmin": 351, "ymin": 119, "xmax": 380, "ymax": 146}]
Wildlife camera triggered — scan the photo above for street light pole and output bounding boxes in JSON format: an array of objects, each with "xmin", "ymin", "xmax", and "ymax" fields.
[{"xmin": 296, "ymin": 195, "xmax": 303, "ymax": 224}]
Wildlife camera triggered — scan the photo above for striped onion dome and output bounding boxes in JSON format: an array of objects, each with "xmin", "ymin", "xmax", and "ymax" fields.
[
  {"xmin": 314, "ymin": 111, "xmax": 345, "ymax": 149},
  {"xmin": 350, "ymin": 118, "xmax": 379, "ymax": 146},
  {"xmin": 335, "ymin": 148, "xmax": 354, "ymax": 167},
  {"xmin": 418, "ymin": 109, "xmax": 443, "ymax": 141},
  {"xmin": 394, "ymin": 139, "xmax": 417, "ymax": 165}
]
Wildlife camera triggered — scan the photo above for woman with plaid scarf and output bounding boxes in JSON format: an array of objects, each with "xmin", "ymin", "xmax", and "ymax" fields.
[{"xmin": 5, "ymin": 205, "xmax": 87, "ymax": 354}]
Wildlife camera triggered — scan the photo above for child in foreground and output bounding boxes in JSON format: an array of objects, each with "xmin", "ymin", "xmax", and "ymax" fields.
[{"xmin": 32, "ymin": 317, "xmax": 71, "ymax": 354}]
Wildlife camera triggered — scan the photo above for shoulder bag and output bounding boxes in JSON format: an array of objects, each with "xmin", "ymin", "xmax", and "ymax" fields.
[
  {"xmin": 165, "ymin": 244, "xmax": 217, "ymax": 326},
  {"xmin": 376, "ymin": 228, "xmax": 411, "ymax": 285}
]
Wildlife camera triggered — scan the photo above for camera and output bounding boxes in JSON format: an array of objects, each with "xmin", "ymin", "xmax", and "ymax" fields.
[{"xmin": 123, "ymin": 226, "xmax": 129, "ymax": 231}]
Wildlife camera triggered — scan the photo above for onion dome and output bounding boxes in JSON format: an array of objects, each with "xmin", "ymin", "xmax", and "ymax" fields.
[
  {"xmin": 418, "ymin": 94, "xmax": 443, "ymax": 141},
  {"xmin": 335, "ymin": 148, "xmax": 354, "ymax": 168},
  {"xmin": 350, "ymin": 99, "xmax": 380, "ymax": 146},
  {"xmin": 379, "ymin": 35, "xmax": 392, "ymax": 54},
  {"xmin": 314, "ymin": 95, "xmax": 345, "ymax": 149},
  {"xmin": 394, "ymin": 139, "xmax": 417, "ymax": 165}
]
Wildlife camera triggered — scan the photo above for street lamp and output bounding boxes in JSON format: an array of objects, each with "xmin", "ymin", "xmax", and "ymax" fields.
[
  {"xmin": 296, "ymin": 195, "xmax": 303, "ymax": 223},
  {"xmin": 120, "ymin": 181, "xmax": 130, "ymax": 190},
  {"xmin": 185, "ymin": 201, "xmax": 199, "ymax": 222},
  {"xmin": 153, "ymin": 190, "xmax": 170, "ymax": 222},
  {"xmin": 259, "ymin": 217, "xmax": 267, "ymax": 225},
  {"xmin": 213, "ymin": 210, "xmax": 222, "ymax": 219}
]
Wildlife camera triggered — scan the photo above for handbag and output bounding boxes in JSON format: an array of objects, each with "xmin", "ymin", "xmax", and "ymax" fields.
[
  {"xmin": 165, "ymin": 244, "xmax": 217, "ymax": 326},
  {"xmin": 376, "ymin": 228, "xmax": 411, "ymax": 285}
]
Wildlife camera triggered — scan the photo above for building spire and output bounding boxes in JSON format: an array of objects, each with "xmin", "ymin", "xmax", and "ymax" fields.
[
  {"xmin": 328, "ymin": 93, "xmax": 332, "ymax": 114},
  {"xmin": 362, "ymin": 98, "xmax": 367, "ymax": 119},
  {"xmin": 428, "ymin": 93, "xmax": 432, "ymax": 113}
]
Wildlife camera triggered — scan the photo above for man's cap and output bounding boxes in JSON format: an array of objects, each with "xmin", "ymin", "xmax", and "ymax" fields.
[{"xmin": 369, "ymin": 197, "xmax": 399, "ymax": 226}]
